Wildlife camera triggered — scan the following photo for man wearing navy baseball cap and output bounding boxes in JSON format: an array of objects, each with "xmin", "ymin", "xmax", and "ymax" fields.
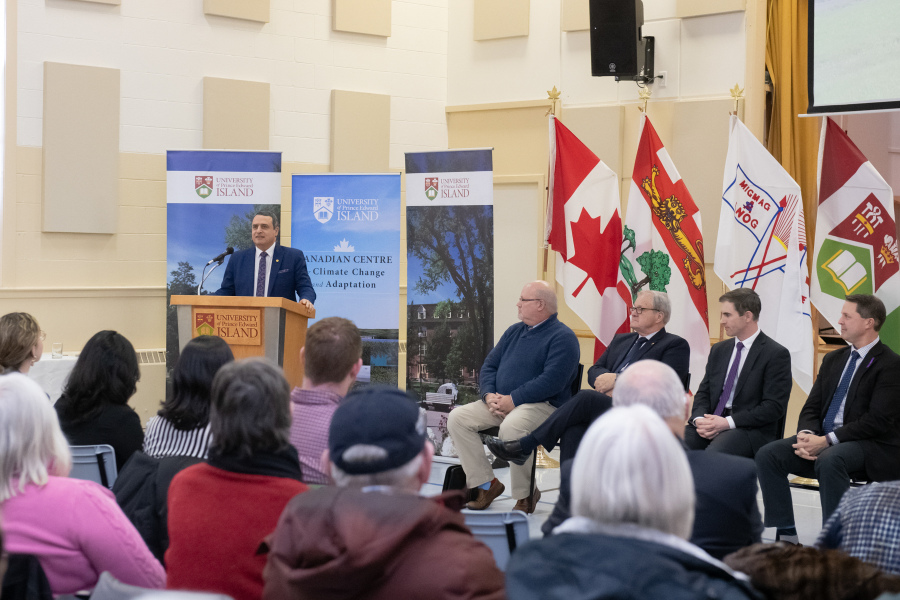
[{"xmin": 262, "ymin": 386, "xmax": 505, "ymax": 600}]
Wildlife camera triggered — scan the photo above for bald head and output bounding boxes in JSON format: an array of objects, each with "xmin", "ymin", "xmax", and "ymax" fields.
[
  {"xmin": 517, "ymin": 281, "xmax": 557, "ymax": 325},
  {"xmin": 614, "ymin": 360, "xmax": 688, "ymax": 436}
]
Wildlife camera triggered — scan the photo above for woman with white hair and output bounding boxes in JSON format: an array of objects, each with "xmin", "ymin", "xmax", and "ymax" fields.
[
  {"xmin": 0, "ymin": 373, "xmax": 165, "ymax": 595},
  {"xmin": 505, "ymin": 405, "xmax": 759, "ymax": 600}
]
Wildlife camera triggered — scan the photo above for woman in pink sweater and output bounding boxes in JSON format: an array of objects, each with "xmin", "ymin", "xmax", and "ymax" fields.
[{"xmin": 0, "ymin": 373, "xmax": 165, "ymax": 595}]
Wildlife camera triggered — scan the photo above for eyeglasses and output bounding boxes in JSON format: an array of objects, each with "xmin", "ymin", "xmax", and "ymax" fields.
[
  {"xmin": 629, "ymin": 306, "xmax": 660, "ymax": 315},
  {"xmin": 518, "ymin": 298, "xmax": 541, "ymax": 303}
]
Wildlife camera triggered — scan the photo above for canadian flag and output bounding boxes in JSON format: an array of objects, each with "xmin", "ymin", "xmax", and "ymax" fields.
[
  {"xmin": 546, "ymin": 116, "xmax": 630, "ymax": 359},
  {"xmin": 622, "ymin": 115, "xmax": 709, "ymax": 390}
]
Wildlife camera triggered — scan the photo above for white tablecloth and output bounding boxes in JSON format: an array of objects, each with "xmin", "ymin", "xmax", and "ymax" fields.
[{"xmin": 29, "ymin": 354, "xmax": 78, "ymax": 403}]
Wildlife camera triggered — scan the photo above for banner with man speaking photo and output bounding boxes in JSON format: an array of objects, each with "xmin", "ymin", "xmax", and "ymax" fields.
[
  {"xmin": 166, "ymin": 150, "xmax": 282, "ymax": 373},
  {"xmin": 405, "ymin": 149, "xmax": 493, "ymax": 457},
  {"xmin": 291, "ymin": 174, "xmax": 401, "ymax": 387}
]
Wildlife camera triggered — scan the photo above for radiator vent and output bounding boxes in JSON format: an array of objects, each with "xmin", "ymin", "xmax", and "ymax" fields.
[{"xmin": 135, "ymin": 349, "xmax": 166, "ymax": 365}]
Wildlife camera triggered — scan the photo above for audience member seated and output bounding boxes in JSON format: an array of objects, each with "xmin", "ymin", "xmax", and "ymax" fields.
[
  {"xmin": 166, "ymin": 358, "xmax": 308, "ymax": 600},
  {"xmin": 288, "ymin": 316, "xmax": 362, "ymax": 484},
  {"xmin": 0, "ymin": 312, "xmax": 44, "ymax": 375},
  {"xmin": 263, "ymin": 385, "xmax": 505, "ymax": 600},
  {"xmin": 144, "ymin": 335, "xmax": 234, "ymax": 460},
  {"xmin": 756, "ymin": 294, "xmax": 900, "ymax": 542},
  {"xmin": 486, "ymin": 290, "xmax": 688, "ymax": 464},
  {"xmin": 505, "ymin": 404, "xmax": 759, "ymax": 600},
  {"xmin": 0, "ymin": 373, "xmax": 164, "ymax": 595},
  {"xmin": 54, "ymin": 330, "xmax": 144, "ymax": 471},
  {"xmin": 817, "ymin": 481, "xmax": 900, "ymax": 575},
  {"xmin": 498, "ymin": 360, "xmax": 763, "ymax": 559},
  {"xmin": 724, "ymin": 543, "xmax": 900, "ymax": 600},
  {"xmin": 448, "ymin": 280, "xmax": 580, "ymax": 513}
]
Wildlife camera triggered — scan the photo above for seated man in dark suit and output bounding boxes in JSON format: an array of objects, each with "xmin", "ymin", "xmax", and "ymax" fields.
[
  {"xmin": 756, "ymin": 294, "xmax": 900, "ymax": 543},
  {"xmin": 215, "ymin": 209, "xmax": 316, "ymax": 308},
  {"xmin": 485, "ymin": 290, "xmax": 689, "ymax": 463},
  {"xmin": 540, "ymin": 360, "xmax": 763, "ymax": 559},
  {"xmin": 684, "ymin": 288, "xmax": 792, "ymax": 458}
]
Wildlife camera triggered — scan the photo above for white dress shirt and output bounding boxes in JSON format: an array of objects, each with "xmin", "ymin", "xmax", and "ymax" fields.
[{"xmin": 253, "ymin": 242, "xmax": 275, "ymax": 297}]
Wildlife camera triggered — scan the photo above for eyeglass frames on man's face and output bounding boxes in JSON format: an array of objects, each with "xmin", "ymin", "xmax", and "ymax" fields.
[
  {"xmin": 518, "ymin": 298, "xmax": 541, "ymax": 303},
  {"xmin": 629, "ymin": 306, "xmax": 660, "ymax": 315}
]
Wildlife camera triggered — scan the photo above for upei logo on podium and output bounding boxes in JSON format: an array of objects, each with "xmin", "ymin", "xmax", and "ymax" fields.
[
  {"xmin": 425, "ymin": 178, "xmax": 439, "ymax": 201},
  {"xmin": 195, "ymin": 312, "xmax": 215, "ymax": 336},
  {"xmin": 314, "ymin": 197, "xmax": 334, "ymax": 223},
  {"xmin": 195, "ymin": 176, "xmax": 214, "ymax": 198}
]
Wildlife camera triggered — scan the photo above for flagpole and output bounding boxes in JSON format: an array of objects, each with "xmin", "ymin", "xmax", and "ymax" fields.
[
  {"xmin": 543, "ymin": 86, "xmax": 562, "ymax": 276},
  {"xmin": 722, "ymin": 85, "xmax": 747, "ymax": 341}
]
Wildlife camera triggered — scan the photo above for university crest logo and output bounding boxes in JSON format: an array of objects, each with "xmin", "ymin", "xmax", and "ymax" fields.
[
  {"xmin": 195, "ymin": 176, "xmax": 213, "ymax": 198},
  {"xmin": 195, "ymin": 313, "xmax": 215, "ymax": 336},
  {"xmin": 313, "ymin": 197, "xmax": 334, "ymax": 224},
  {"xmin": 425, "ymin": 177, "xmax": 439, "ymax": 201}
]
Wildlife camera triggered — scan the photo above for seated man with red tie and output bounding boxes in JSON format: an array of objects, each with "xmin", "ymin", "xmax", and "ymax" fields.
[
  {"xmin": 756, "ymin": 294, "xmax": 900, "ymax": 543},
  {"xmin": 486, "ymin": 290, "xmax": 689, "ymax": 464},
  {"xmin": 684, "ymin": 288, "xmax": 792, "ymax": 458},
  {"xmin": 215, "ymin": 210, "xmax": 315, "ymax": 308}
]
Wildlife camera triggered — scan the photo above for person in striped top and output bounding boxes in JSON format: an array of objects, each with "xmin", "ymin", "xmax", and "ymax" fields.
[{"xmin": 143, "ymin": 336, "xmax": 234, "ymax": 460}]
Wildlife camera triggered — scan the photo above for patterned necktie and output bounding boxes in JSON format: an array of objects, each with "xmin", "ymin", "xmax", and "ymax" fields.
[
  {"xmin": 823, "ymin": 350, "xmax": 861, "ymax": 434},
  {"xmin": 713, "ymin": 341, "xmax": 745, "ymax": 416},
  {"xmin": 255, "ymin": 251, "xmax": 268, "ymax": 297},
  {"xmin": 617, "ymin": 337, "xmax": 648, "ymax": 373}
]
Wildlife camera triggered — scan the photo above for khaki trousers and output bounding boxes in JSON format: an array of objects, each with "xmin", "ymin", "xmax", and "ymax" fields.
[{"xmin": 447, "ymin": 399, "xmax": 556, "ymax": 499}]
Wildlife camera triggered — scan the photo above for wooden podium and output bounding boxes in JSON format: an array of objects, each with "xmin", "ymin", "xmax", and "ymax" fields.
[{"xmin": 170, "ymin": 295, "xmax": 315, "ymax": 389}]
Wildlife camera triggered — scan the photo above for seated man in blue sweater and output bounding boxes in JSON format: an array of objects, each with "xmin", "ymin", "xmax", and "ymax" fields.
[{"xmin": 447, "ymin": 280, "xmax": 580, "ymax": 513}]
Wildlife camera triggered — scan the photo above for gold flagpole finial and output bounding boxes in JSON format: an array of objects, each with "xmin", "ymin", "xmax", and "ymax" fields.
[
  {"xmin": 730, "ymin": 83, "xmax": 744, "ymax": 116},
  {"xmin": 638, "ymin": 86, "xmax": 652, "ymax": 113},
  {"xmin": 546, "ymin": 86, "xmax": 561, "ymax": 117}
]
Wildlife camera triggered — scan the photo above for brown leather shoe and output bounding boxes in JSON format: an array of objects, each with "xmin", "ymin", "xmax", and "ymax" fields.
[
  {"xmin": 467, "ymin": 478, "xmax": 505, "ymax": 510},
  {"xmin": 513, "ymin": 488, "xmax": 541, "ymax": 514}
]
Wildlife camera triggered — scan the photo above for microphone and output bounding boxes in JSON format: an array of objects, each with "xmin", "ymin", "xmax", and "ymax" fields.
[{"xmin": 207, "ymin": 247, "xmax": 234, "ymax": 265}]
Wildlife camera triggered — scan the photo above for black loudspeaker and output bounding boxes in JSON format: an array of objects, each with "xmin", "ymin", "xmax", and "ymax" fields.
[{"xmin": 589, "ymin": 0, "xmax": 645, "ymax": 78}]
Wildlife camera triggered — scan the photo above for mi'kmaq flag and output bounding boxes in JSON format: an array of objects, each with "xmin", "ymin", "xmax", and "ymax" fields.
[
  {"xmin": 546, "ymin": 115, "xmax": 630, "ymax": 359},
  {"xmin": 715, "ymin": 115, "xmax": 814, "ymax": 392},
  {"xmin": 622, "ymin": 115, "xmax": 709, "ymax": 390},
  {"xmin": 812, "ymin": 117, "xmax": 900, "ymax": 350}
]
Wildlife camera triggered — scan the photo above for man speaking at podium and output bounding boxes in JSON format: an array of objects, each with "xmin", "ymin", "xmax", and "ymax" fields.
[{"xmin": 215, "ymin": 209, "xmax": 316, "ymax": 308}]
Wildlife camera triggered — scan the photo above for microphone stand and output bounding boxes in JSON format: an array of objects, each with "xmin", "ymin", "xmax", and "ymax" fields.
[{"xmin": 197, "ymin": 260, "xmax": 224, "ymax": 295}]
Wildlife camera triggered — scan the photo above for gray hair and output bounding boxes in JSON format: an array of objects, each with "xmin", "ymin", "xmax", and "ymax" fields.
[
  {"xmin": 0, "ymin": 373, "xmax": 72, "ymax": 501},
  {"xmin": 571, "ymin": 404, "xmax": 695, "ymax": 539},
  {"xmin": 639, "ymin": 290, "xmax": 671, "ymax": 324},
  {"xmin": 209, "ymin": 358, "xmax": 291, "ymax": 458},
  {"xmin": 330, "ymin": 447, "xmax": 424, "ymax": 490},
  {"xmin": 614, "ymin": 360, "xmax": 685, "ymax": 419},
  {"xmin": 530, "ymin": 280, "xmax": 558, "ymax": 313}
]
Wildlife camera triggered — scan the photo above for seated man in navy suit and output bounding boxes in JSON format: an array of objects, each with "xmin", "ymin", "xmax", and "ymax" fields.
[
  {"xmin": 486, "ymin": 290, "xmax": 689, "ymax": 463},
  {"xmin": 215, "ymin": 210, "xmax": 316, "ymax": 308},
  {"xmin": 684, "ymin": 288, "xmax": 791, "ymax": 458}
]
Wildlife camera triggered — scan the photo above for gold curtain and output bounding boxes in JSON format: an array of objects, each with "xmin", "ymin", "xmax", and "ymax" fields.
[{"xmin": 765, "ymin": 0, "xmax": 820, "ymax": 242}]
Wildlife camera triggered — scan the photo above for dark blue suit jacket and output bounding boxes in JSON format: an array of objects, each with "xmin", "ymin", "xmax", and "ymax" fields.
[
  {"xmin": 215, "ymin": 245, "xmax": 316, "ymax": 304},
  {"xmin": 544, "ymin": 451, "xmax": 763, "ymax": 560},
  {"xmin": 586, "ymin": 328, "xmax": 690, "ymax": 389}
]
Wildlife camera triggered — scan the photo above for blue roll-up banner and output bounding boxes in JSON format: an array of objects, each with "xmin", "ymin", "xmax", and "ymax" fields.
[
  {"xmin": 291, "ymin": 173, "xmax": 401, "ymax": 386},
  {"xmin": 405, "ymin": 149, "xmax": 494, "ymax": 456},
  {"xmin": 165, "ymin": 150, "xmax": 282, "ymax": 370}
]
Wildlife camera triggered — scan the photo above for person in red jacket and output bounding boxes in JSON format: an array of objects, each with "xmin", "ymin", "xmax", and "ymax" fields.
[
  {"xmin": 262, "ymin": 386, "xmax": 506, "ymax": 600},
  {"xmin": 166, "ymin": 358, "xmax": 308, "ymax": 600}
]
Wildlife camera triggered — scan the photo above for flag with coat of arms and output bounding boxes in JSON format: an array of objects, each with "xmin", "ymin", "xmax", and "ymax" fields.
[
  {"xmin": 622, "ymin": 115, "xmax": 709, "ymax": 391},
  {"xmin": 812, "ymin": 117, "xmax": 900, "ymax": 350},
  {"xmin": 545, "ymin": 115, "xmax": 630, "ymax": 359},
  {"xmin": 715, "ymin": 114, "xmax": 814, "ymax": 392}
]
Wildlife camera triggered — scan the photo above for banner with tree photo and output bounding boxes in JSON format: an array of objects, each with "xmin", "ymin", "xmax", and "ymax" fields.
[
  {"xmin": 291, "ymin": 173, "xmax": 401, "ymax": 386},
  {"xmin": 166, "ymin": 150, "xmax": 282, "ymax": 373},
  {"xmin": 405, "ymin": 149, "xmax": 493, "ymax": 456}
]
